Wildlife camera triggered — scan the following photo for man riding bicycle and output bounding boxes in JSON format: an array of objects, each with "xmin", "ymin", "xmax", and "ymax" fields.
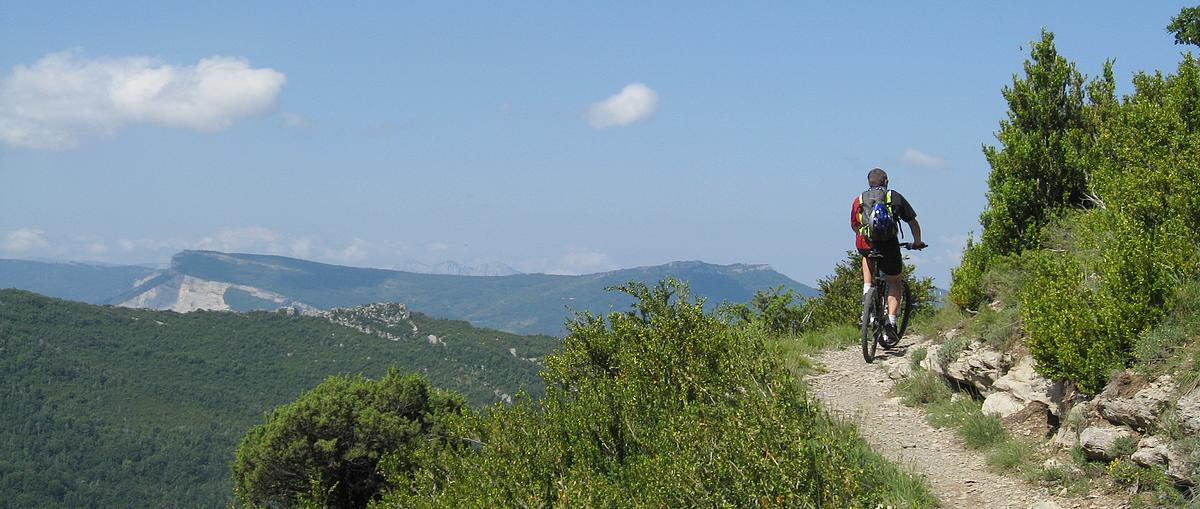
[{"xmin": 850, "ymin": 168, "xmax": 926, "ymax": 343}]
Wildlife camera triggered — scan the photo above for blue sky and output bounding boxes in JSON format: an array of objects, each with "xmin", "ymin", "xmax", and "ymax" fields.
[{"xmin": 0, "ymin": 2, "xmax": 1194, "ymax": 286}]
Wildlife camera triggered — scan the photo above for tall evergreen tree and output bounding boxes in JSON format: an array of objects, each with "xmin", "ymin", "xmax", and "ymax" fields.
[{"xmin": 979, "ymin": 30, "xmax": 1090, "ymax": 256}]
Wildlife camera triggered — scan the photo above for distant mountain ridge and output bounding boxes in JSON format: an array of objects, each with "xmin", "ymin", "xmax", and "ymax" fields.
[
  {"xmin": 1, "ymin": 251, "xmax": 816, "ymax": 335},
  {"xmin": 0, "ymin": 259, "xmax": 159, "ymax": 303},
  {"xmin": 389, "ymin": 257, "xmax": 523, "ymax": 276}
]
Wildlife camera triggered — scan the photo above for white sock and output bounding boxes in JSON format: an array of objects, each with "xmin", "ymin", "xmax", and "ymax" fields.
[
  {"xmin": 888, "ymin": 314, "xmax": 897, "ymax": 325},
  {"xmin": 863, "ymin": 283, "xmax": 873, "ymax": 295}
]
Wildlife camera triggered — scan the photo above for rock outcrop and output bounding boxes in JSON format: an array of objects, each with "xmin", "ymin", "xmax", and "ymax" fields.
[
  {"xmin": 1094, "ymin": 371, "xmax": 1177, "ymax": 431},
  {"xmin": 900, "ymin": 325, "xmax": 1200, "ymax": 486},
  {"xmin": 920, "ymin": 336, "xmax": 1012, "ymax": 394},
  {"xmin": 1079, "ymin": 425, "xmax": 1135, "ymax": 461},
  {"xmin": 1131, "ymin": 436, "xmax": 1197, "ymax": 485},
  {"xmin": 1178, "ymin": 385, "xmax": 1200, "ymax": 436}
]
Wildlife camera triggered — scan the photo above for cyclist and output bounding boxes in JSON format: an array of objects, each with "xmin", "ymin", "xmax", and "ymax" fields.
[{"xmin": 850, "ymin": 168, "xmax": 926, "ymax": 343}]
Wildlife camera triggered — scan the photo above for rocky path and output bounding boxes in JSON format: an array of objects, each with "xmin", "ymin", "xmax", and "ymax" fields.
[{"xmin": 806, "ymin": 338, "xmax": 1125, "ymax": 509}]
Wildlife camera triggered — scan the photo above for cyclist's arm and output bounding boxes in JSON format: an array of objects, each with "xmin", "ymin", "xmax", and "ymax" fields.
[{"xmin": 908, "ymin": 217, "xmax": 924, "ymax": 246}]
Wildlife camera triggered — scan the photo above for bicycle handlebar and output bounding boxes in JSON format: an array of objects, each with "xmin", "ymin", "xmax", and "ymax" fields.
[{"xmin": 899, "ymin": 242, "xmax": 927, "ymax": 251}]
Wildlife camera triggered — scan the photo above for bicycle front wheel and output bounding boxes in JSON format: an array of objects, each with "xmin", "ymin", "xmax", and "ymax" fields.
[
  {"xmin": 861, "ymin": 287, "xmax": 879, "ymax": 363},
  {"xmin": 897, "ymin": 280, "xmax": 914, "ymax": 340}
]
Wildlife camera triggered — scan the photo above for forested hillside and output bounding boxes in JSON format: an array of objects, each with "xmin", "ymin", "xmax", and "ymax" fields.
[{"xmin": 0, "ymin": 289, "xmax": 556, "ymax": 508}]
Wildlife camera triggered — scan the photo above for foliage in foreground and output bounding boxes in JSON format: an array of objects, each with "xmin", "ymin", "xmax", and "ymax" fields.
[
  {"xmin": 366, "ymin": 280, "xmax": 935, "ymax": 508},
  {"xmin": 232, "ymin": 370, "xmax": 466, "ymax": 509}
]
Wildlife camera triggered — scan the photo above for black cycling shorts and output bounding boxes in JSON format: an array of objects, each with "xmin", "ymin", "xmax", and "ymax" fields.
[{"xmin": 859, "ymin": 242, "xmax": 902, "ymax": 277}]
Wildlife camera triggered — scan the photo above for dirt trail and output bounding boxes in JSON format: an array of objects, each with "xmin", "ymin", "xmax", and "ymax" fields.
[{"xmin": 806, "ymin": 337, "xmax": 1126, "ymax": 509}]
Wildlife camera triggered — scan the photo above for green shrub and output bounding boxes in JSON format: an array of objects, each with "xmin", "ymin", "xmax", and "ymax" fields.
[
  {"xmin": 723, "ymin": 284, "xmax": 807, "ymax": 335},
  {"xmin": 966, "ymin": 304, "xmax": 1022, "ymax": 351},
  {"xmin": 1107, "ymin": 458, "xmax": 1175, "ymax": 495},
  {"xmin": 977, "ymin": 30, "xmax": 1092, "ymax": 259},
  {"xmin": 232, "ymin": 370, "xmax": 466, "ymax": 509},
  {"xmin": 938, "ymin": 336, "xmax": 969, "ymax": 371},
  {"xmin": 1110, "ymin": 435, "xmax": 1138, "ymax": 459},
  {"xmin": 949, "ymin": 234, "xmax": 989, "ymax": 310},
  {"xmin": 737, "ymin": 251, "xmax": 936, "ymax": 335},
  {"xmin": 377, "ymin": 279, "xmax": 935, "ymax": 508},
  {"xmin": 1019, "ymin": 251, "xmax": 1113, "ymax": 395}
]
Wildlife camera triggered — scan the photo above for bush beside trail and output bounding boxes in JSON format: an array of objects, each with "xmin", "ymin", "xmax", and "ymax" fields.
[
  {"xmin": 233, "ymin": 279, "xmax": 935, "ymax": 508},
  {"xmin": 948, "ymin": 13, "xmax": 1200, "ymax": 396}
]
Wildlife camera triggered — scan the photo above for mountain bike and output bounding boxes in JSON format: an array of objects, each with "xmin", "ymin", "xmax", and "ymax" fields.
[{"xmin": 861, "ymin": 242, "xmax": 924, "ymax": 363}]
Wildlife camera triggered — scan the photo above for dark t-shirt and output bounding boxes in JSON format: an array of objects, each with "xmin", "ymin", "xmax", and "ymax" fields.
[{"xmin": 850, "ymin": 188, "xmax": 917, "ymax": 250}]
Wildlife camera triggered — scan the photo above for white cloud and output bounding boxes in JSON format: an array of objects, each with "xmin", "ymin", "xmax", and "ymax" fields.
[
  {"xmin": 0, "ymin": 50, "xmax": 286, "ymax": 149},
  {"xmin": 587, "ymin": 83, "xmax": 659, "ymax": 129},
  {"xmin": 1, "ymin": 228, "xmax": 49, "ymax": 252},
  {"xmin": 899, "ymin": 148, "xmax": 945, "ymax": 169}
]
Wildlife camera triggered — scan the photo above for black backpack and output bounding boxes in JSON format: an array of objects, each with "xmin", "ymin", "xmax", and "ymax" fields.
[{"xmin": 859, "ymin": 187, "xmax": 899, "ymax": 242}]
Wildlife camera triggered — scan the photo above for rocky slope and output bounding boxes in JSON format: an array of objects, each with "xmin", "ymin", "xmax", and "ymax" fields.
[{"xmin": 877, "ymin": 328, "xmax": 1200, "ymax": 488}]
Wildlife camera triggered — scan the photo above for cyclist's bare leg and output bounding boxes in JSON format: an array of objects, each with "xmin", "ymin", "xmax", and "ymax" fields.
[
  {"xmin": 861, "ymin": 256, "xmax": 873, "ymax": 286},
  {"xmin": 886, "ymin": 274, "xmax": 903, "ymax": 318}
]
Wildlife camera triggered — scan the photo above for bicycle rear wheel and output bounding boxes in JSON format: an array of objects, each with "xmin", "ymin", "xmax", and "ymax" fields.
[{"xmin": 861, "ymin": 287, "xmax": 879, "ymax": 363}]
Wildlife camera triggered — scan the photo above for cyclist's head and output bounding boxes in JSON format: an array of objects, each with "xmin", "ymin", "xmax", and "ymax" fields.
[{"xmin": 867, "ymin": 168, "xmax": 888, "ymax": 187}]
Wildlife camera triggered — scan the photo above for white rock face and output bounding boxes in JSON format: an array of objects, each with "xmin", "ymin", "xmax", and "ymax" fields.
[
  {"xmin": 991, "ymin": 355, "xmax": 1064, "ymax": 416},
  {"xmin": 1079, "ymin": 425, "xmax": 1135, "ymax": 461},
  {"xmin": 1132, "ymin": 436, "xmax": 1169, "ymax": 468},
  {"xmin": 119, "ymin": 274, "xmax": 312, "ymax": 313},
  {"xmin": 1178, "ymin": 386, "xmax": 1200, "ymax": 435},
  {"xmin": 953, "ymin": 346, "xmax": 1008, "ymax": 392},
  {"xmin": 173, "ymin": 277, "xmax": 234, "ymax": 311},
  {"xmin": 881, "ymin": 356, "xmax": 912, "ymax": 380},
  {"xmin": 982, "ymin": 392, "xmax": 1026, "ymax": 418}
]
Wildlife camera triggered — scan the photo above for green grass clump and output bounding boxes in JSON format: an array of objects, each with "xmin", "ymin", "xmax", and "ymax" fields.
[
  {"xmin": 1032, "ymin": 462, "xmax": 1093, "ymax": 497},
  {"xmin": 925, "ymin": 397, "xmax": 978, "ymax": 429},
  {"xmin": 959, "ymin": 411, "xmax": 1006, "ymax": 449},
  {"xmin": 937, "ymin": 336, "xmax": 969, "ymax": 369},
  {"xmin": 965, "ymin": 304, "xmax": 1021, "ymax": 351},
  {"xmin": 892, "ymin": 370, "xmax": 952, "ymax": 407},
  {"xmin": 986, "ymin": 438, "xmax": 1034, "ymax": 472},
  {"xmin": 1110, "ymin": 435, "xmax": 1138, "ymax": 459},
  {"xmin": 909, "ymin": 346, "xmax": 928, "ymax": 369}
]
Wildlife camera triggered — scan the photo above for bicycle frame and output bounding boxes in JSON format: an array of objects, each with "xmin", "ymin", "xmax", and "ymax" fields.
[{"xmin": 860, "ymin": 242, "xmax": 920, "ymax": 363}]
